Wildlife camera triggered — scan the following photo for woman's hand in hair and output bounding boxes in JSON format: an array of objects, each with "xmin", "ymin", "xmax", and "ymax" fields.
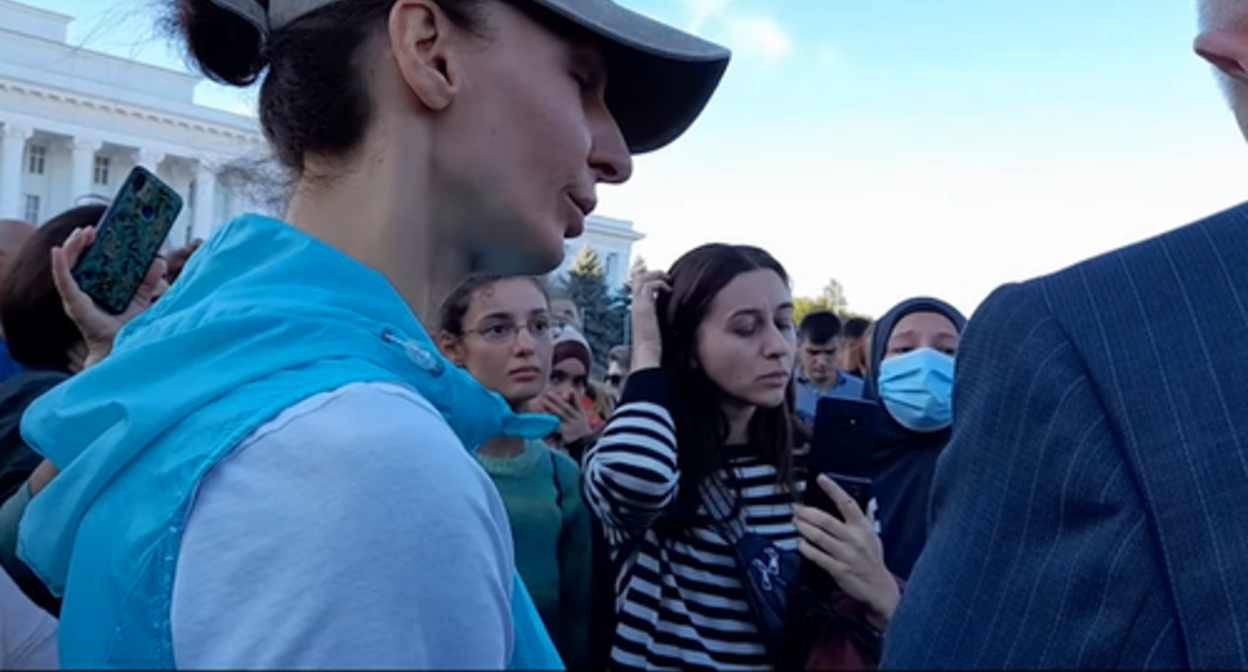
[
  {"xmin": 539, "ymin": 390, "xmax": 595, "ymax": 446},
  {"xmin": 794, "ymin": 475, "xmax": 900, "ymax": 631},
  {"xmin": 51, "ymin": 226, "xmax": 169, "ymax": 368},
  {"xmin": 629, "ymin": 270, "xmax": 670, "ymax": 370}
]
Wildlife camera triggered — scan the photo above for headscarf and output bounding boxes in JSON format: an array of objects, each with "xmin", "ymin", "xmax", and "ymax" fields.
[
  {"xmin": 552, "ymin": 325, "xmax": 593, "ymax": 373},
  {"xmin": 864, "ymin": 296, "xmax": 967, "ymax": 405},
  {"xmin": 862, "ymin": 296, "xmax": 967, "ymax": 580}
]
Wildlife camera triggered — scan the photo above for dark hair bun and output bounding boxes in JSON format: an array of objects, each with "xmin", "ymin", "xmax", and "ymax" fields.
[{"xmin": 171, "ymin": 0, "xmax": 269, "ymax": 86}]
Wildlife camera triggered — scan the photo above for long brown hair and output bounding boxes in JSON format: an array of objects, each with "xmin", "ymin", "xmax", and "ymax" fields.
[
  {"xmin": 0, "ymin": 205, "xmax": 104, "ymax": 371},
  {"xmin": 657, "ymin": 244, "xmax": 797, "ymax": 531}
]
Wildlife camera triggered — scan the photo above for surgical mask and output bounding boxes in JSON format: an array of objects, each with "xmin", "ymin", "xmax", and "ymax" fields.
[{"xmin": 877, "ymin": 347, "xmax": 955, "ymax": 432}]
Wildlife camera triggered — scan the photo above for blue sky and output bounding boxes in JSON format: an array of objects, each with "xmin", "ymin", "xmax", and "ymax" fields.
[{"xmin": 26, "ymin": 0, "xmax": 1248, "ymax": 316}]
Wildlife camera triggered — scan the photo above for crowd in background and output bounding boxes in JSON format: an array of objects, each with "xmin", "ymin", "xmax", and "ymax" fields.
[{"xmin": 2, "ymin": 0, "xmax": 1248, "ymax": 669}]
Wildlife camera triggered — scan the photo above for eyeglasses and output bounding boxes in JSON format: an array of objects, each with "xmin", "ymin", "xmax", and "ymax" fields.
[{"xmin": 464, "ymin": 318, "xmax": 555, "ymax": 345}]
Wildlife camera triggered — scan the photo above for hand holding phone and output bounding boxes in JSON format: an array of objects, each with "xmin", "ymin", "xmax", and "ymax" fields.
[
  {"xmin": 794, "ymin": 477, "xmax": 899, "ymax": 628},
  {"xmin": 52, "ymin": 226, "xmax": 168, "ymax": 367},
  {"xmin": 71, "ymin": 167, "xmax": 183, "ymax": 314},
  {"xmin": 805, "ymin": 397, "xmax": 877, "ymax": 519}
]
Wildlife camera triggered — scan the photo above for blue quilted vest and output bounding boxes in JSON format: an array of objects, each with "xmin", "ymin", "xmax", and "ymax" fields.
[{"xmin": 17, "ymin": 215, "xmax": 564, "ymax": 669}]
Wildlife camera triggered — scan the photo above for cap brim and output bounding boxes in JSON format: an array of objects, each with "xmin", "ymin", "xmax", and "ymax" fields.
[{"xmin": 527, "ymin": 0, "xmax": 731, "ymax": 154}]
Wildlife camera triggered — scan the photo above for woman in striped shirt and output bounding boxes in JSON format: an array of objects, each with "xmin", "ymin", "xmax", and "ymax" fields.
[{"xmin": 583, "ymin": 244, "xmax": 900, "ymax": 671}]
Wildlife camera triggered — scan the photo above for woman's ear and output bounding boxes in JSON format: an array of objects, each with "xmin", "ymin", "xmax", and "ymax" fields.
[
  {"xmin": 435, "ymin": 331, "xmax": 467, "ymax": 367},
  {"xmin": 683, "ymin": 348, "xmax": 700, "ymax": 370}
]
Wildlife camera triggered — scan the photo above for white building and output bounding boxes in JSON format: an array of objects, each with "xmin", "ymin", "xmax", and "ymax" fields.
[
  {"xmin": 0, "ymin": 0, "xmax": 268, "ymax": 246},
  {"xmin": 0, "ymin": 0, "xmax": 643, "ymax": 268},
  {"xmin": 558, "ymin": 214, "xmax": 645, "ymax": 291}
]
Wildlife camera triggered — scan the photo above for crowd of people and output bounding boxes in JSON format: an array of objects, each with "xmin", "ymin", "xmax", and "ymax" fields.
[{"xmin": 1, "ymin": 0, "xmax": 1248, "ymax": 669}]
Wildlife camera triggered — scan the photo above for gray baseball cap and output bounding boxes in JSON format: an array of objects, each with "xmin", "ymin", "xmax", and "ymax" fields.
[{"xmin": 211, "ymin": 0, "xmax": 730, "ymax": 153}]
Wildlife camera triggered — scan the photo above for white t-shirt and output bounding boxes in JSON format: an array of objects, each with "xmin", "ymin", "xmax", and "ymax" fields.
[
  {"xmin": 171, "ymin": 382, "xmax": 515, "ymax": 669},
  {"xmin": 0, "ymin": 565, "xmax": 57, "ymax": 670}
]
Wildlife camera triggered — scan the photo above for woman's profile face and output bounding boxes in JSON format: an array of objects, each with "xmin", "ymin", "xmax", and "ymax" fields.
[{"xmin": 422, "ymin": 1, "xmax": 634, "ymax": 276}]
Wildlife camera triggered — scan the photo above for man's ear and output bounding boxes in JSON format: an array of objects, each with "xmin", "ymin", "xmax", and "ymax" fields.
[
  {"xmin": 1196, "ymin": 28, "xmax": 1248, "ymax": 82},
  {"xmin": 387, "ymin": 0, "xmax": 470, "ymax": 112},
  {"xmin": 436, "ymin": 331, "xmax": 467, "ymax": 367}
]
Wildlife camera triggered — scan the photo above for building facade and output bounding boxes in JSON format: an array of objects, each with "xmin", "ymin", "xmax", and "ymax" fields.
[
  {"xmin": 0, "ymin": 0, "xmax": 269, "ymax": 247},
  {"xmin": 556, "ymin": 214, "xmax": 645, "ymax": 291},
  {"xmin": 0, "ymin": 0, "xmax": 643, "ymax": 267}
]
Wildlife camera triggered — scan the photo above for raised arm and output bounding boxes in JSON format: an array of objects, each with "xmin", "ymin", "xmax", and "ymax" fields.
[{"xmin": 582, "ymin": 270, "xmax": 679, "ymax": 546}]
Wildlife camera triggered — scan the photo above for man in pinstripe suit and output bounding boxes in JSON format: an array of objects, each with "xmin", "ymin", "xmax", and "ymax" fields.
[{"xmin": 883, "ymin": 2, "xmax": 1248, "ymax": 668}]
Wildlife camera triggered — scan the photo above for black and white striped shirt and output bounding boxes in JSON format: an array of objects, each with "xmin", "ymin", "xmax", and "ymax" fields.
[{"xmin": 582, "ymin": 369, "xmax": 804, "ymax": 671}]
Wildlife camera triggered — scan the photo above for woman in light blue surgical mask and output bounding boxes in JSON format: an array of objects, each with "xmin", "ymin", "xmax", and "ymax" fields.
[{"xmin": 861, "ymin": 297, "xmax": 966, "ymax": 580}]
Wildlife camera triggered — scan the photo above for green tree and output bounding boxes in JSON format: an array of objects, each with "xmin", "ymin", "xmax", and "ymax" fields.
[
  {"xmin": 793, "ymin": 278, "xmax": 871, "ymax": 327},
  {"xmin": 613, "ymin": 256, "xmax": 645, "ymax": 346},
  {"xmin": 793, "ymin": 296, "xmax": 835, "ymax": 327},
  {"xmin": 561, "ymin": 245, "xmax": 625, "ymax": 370},
  {"xmin": 820, "ymin": 278, "xmax": 849, "ymax": 313},
  {"xmin": 628, "ymin": 255, "xmax": 649, "ymax": 280}
]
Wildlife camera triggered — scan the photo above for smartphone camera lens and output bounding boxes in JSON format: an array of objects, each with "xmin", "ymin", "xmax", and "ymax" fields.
[{"xmin": 132, "ymin": 171, "xmax": 148, "ymax": 191}]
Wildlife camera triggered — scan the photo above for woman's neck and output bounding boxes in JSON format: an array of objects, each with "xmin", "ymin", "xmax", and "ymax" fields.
[
  {"xmin": 478, "ymin": 435, "xmax": 527, "ymax": 459},
  {"xmin": 284, "ymin": 144, "xmax": 469, "ymax": 325},
  {"xmin": 721, "ymin": 401, "xmax": 757, "ymax": 444}
]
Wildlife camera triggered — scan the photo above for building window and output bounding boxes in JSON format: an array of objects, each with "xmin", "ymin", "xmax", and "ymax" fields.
[
  {"xmin": 93, "ymin": 156, "xmax": 110, "ymax": 186},
  {"xmin": 26, "ymin": 145, "xmax": 46, "ymax": 175},
  {"xmin": 606, "ymin": 252, "xmax": 620, "ymax": 279},
  {"xmin": 22, "ymin": 194, "xmax": 40, "ymax": 223}
]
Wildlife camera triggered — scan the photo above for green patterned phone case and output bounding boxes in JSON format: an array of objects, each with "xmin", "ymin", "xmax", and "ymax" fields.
[{"xmin": 71, "ymin": 166, "xmax": 184, "ymax": 314}]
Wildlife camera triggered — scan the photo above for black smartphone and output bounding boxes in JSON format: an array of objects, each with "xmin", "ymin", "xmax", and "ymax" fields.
[
  {"xmin": 71, "ymin": 167, "xmax": 183, "ymax": 314},
  {"xmin": 806, "ymin": 397, "xmax": 877, "ymax": 520}
]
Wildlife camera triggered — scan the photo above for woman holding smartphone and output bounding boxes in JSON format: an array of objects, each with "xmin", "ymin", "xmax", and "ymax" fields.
[
  {"xmin": 584, "ymin": 246, "xmax": 899, "ymax": 670},
  {"xmin": 14, "ymin": 0, "xmax": 728, "ymax": 668}
]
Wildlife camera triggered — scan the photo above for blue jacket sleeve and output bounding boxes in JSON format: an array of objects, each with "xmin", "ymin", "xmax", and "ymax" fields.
[{"xmin": 508, "ymin": 574, "xmax": 565, "ymax": 670}]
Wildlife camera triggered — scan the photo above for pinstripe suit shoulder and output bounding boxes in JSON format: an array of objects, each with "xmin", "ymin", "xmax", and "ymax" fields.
[{"xmin": 882, "ymin": 202, "xmax": 1248, "ymax": 669}]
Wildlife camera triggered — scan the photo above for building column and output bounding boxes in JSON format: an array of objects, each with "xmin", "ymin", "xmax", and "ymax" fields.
[
  {"xmin": 192, "ymin": 162, "xmax": 216, "ymax": 239},
  {"xmin": 135, "ymin": 149, "xmax": 166, "ymax": 178},
  {"xmin": 70, "ymin": 137, "xmax": 103, "ymax": 204},
  {"xmin": 165, "ymin": 161, "xmax": 194, "ymax": 247},
  {"xmin": 0, "ymin": 125, "xmax": 30, "ymax": 220}
]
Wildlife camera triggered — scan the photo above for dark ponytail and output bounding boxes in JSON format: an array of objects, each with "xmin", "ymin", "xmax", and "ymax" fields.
[{"xmin": 172, "ymin": 0, "xmax": 271, "ymax": 86}]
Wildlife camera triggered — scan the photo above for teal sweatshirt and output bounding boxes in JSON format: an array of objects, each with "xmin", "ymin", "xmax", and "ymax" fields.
[{"xmin": 476, "ymin": 440, "xmax": 593, "ymax": 669}]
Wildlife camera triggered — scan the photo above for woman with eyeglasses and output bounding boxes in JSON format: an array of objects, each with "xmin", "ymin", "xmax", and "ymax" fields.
[{"xmin": 437, "ymin": 274, "xmax": 594, "ymax": 670}]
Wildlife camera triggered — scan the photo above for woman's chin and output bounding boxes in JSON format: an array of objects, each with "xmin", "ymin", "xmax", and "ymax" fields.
[
  {"xmin": 475, "ymin": 238, "xmax": 563, "ymax": 277},
  {"xmin": 506, "ymin": 384, "xmax": 547, "ymax": 411},
  {"xmin": 736, "ymin": 388, "xmax": 788, "ymax": 410}
]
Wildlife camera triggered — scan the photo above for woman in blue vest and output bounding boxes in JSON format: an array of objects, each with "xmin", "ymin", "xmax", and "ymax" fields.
[{"xmin": 14, "ymin": 0, "xmax": 728, "ymax": 668}]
